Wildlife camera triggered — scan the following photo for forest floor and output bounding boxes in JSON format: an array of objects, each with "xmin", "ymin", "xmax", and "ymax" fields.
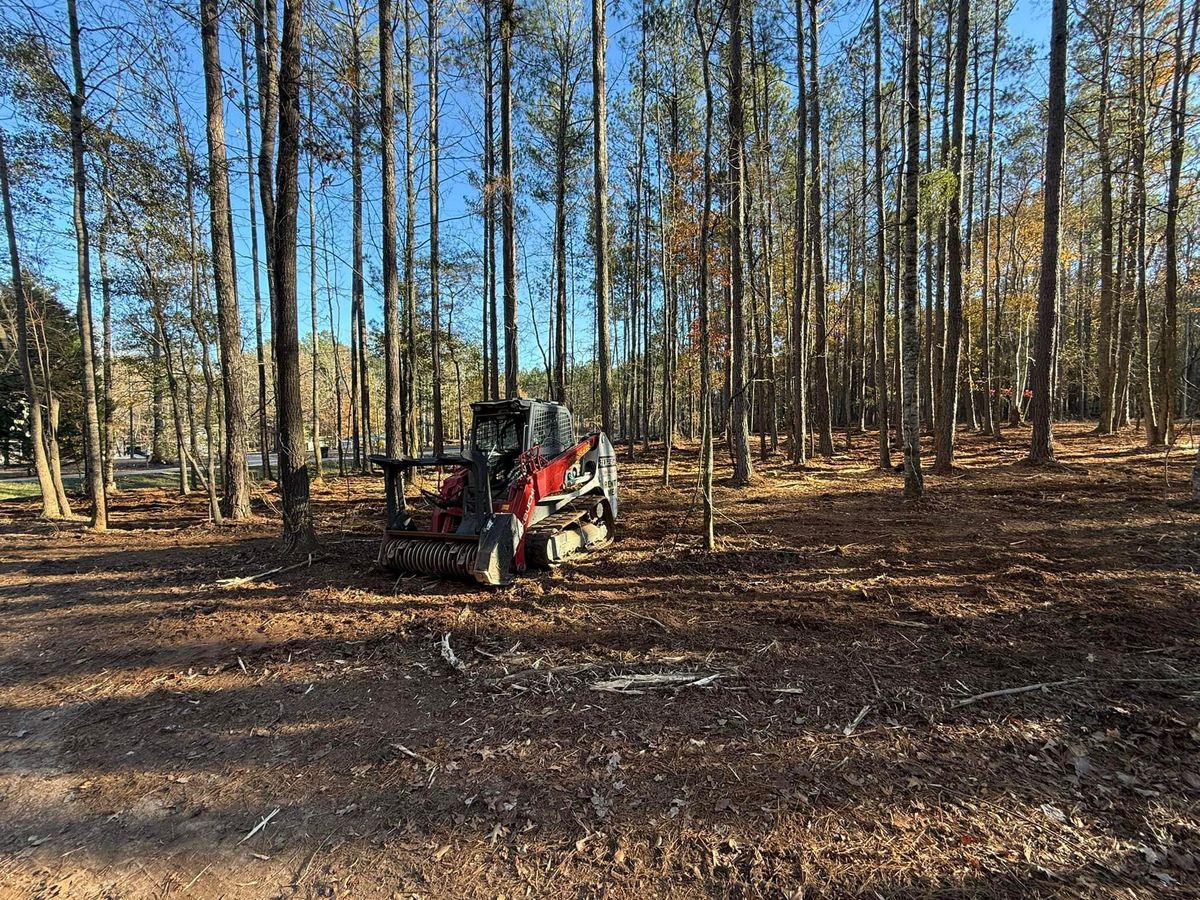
[{"xmin": 0, "ymin": 423, "xmax": 1198, "ymax": 899}]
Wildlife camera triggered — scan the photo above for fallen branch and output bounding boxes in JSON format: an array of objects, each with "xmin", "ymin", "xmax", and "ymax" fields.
[
  {"xmin": 843, "ymin": 704, "xmax": 871, "ymax": 736},
  {"xmin": 590, "ymin": 672, "xmax": 720, "ymax": 694},
  {"xmin": 440, "ymin": 633, "xmax": 466, "ymax": 673},
  {"xmin": 495, "ymin": 662, "xmax": 596, "ymax": 684},
  {"xmin": 950, "ymin": 677, "xmax": 1088, "ymax": 708},
  {"xmin": 391, "ymin": 743, "xmax": 437, "ymax": 768},
  {"xmin": 238, "ymin": 807, "xmax": 280, "ymax": 844},
  {"xmin": 951, "ymin": 673, "xmax": 1200, "ymax": 709},
  {"xmin": 216, "ymin": 555, "xmax": 314, "ymax": 588}
]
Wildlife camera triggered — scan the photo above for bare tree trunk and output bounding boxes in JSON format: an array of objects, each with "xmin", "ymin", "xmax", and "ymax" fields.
[
  {"xmin": 67, "ymin": 0, "xmax": 108, "ymax": 530},
  {"xmin": 307, "ymin": 78, "xmax": 323, "ymax": 481},
  {"xmin": 273, "ymin": 0, "xmax": 316, "ymax": 550},
  {"xmin": 501, "ymin": 0, "xmax": 519, "ymax": 398},
  {"xmin": 592, "ymin": 0, "xmax": 612, "ymax": 433},
  {"xmin": 872, "ymin": 0, "xmax": 890, "ymax": 469},
  {"xmin": 241, "ymin": 20, "xmax": 272, "ymax": 481},
  {"xmin": 901, "ymin": 0, "xmax": 923, "ymax": 497},
  {"xmin": 348, "ymin": 11, "xmax": 372, "ymax": 464},
  {"xmin": 1133, "ymin": 0, "xmax": 1159, "ymax": 447},
  {"xmin": 1027, "ymin": 0, "xmax": 1068, "ymax": 463},
  {"xmin": 694, "ymin": 0, "xmax": 720, "ymax": 549},
  {"xmin": 98, "ymin": 178, "xmax": 117, "ymax": 494},
  {"xmin": 979, "ymin": 0, "xmax": 999, "ymax": 438},
  {"xmin": 791, "ymin": 0, "xmax": 808, "ymax": 465},
  {"xmin": 201, "ymin": 0, "xmax": 251, "ymax": 517},
  {"xmin": 0, "ymin": 133, "xmax": 66, "ymax": 518},
  {"xmin": 403, "ymin": 0, "xmax": 418, "ymax": 453},
  {"xmin": 482, "ymin": 0, "xmax": 498, "ymax": 401},
  {"xmin": 429, "ymin": 0, "xmax": 445, "ymax": 454},
  {"xmin": 808, "ymin": 0, "xmax": 833, "ymax": 459},
  {"xmin": 552, "ymin": 45, "xmax": 570, "ymax": 405},
  {"xmin": 1095, "ymin": 9, "xmax": 1116, "ymax": 434},
  {"xmin": 1162, "ymin": 0, "xmax": 1198, "ymax": 445},
  {"xmin": 933, "ymin": 0, "xmax": 969, "ymax": 473},
  {"xmin": 380, "ymin": 0, "xmax": 403, "ymax": 457},
  {"xmin": 254, "ymin": 0, "xmax": 279, "ymax": 478},
  {"xmin": 728, "ymin": 0, "xmax": 752, "ymax": 485},
  {"xmin": 152, "ymin": 309, "xmax": 190, "ymax": 495},
  {"xmin": 169, "ymin": 74, "xmax": 224, "ymax": 524}
]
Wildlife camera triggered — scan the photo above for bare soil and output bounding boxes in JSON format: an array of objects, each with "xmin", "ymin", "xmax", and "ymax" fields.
[{"xmin": 1, "ymin": 424, "xmax": 1198, "ymax": 899}]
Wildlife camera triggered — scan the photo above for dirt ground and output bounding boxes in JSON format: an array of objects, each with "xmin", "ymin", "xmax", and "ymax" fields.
[{"xmin": 1, "ymin": 424, "xmax": 1198, "ymax": 899}]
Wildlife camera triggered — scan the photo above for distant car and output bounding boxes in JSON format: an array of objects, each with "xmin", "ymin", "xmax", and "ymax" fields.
[{"xmin": 129, "ymin": 446, "xmax": 150, "ymax": 459}]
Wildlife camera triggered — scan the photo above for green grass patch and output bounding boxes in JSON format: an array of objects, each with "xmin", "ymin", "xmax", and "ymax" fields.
[{"xmin": 0, "ymin": 470, "xmax": 182, "ymax": 502}]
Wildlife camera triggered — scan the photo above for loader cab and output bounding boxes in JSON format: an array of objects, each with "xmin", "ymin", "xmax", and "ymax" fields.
[{"xmin": 469, "ymin": 399, "xmax": 575, "ymax": 462}]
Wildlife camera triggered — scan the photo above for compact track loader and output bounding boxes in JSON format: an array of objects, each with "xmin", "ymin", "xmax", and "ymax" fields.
[{"xmin": 370, "ymin": 399, "xmax": 618, "ymax": 586}]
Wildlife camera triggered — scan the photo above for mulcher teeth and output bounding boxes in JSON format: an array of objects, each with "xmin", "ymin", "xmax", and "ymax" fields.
[{"xmin": 379, "ymin": 535, "xmax": 477, "ymax": 578}]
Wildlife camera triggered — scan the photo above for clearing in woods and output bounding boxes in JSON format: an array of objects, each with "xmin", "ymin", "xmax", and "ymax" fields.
[{"xmin": 0, "ymin": 425, "xmax": 1197, "ymax": 898}]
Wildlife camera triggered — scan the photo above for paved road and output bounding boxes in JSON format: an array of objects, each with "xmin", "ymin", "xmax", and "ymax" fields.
[{"xmin": 1, "ymin": 454, "xmax": 284, "ymax": 484}]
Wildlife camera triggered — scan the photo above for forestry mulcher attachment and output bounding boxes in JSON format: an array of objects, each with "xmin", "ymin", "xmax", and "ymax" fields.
[{"xmin": 370, "ymin": 399, "xmax": 618, "ymax": 586}]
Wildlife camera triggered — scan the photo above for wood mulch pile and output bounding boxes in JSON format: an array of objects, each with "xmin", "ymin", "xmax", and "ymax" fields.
[{"xmin": 0, "ymin": 424, "xmax": 1197, "ymax": 898}]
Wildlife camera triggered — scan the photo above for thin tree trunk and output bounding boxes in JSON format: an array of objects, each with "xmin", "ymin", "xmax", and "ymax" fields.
[
  {"xmin": 694, "ymin": 0, "xmax": 720, "ymax": 549},
  {"xmin": 501, "ymin": 0, "xmax": 519, "ymax": 397},
  {"xmin": 729, "ymin": 0, "xmax": 752, "ymax": 484},
  {"xmin": 808, "ymin": 0, "xmax": 833, "ymax": 459},
  {"xmin": 381, "ymin": 0, "xmax": 403, "ymax": 456},
  {"xmin": 403, "ymin": 0, "xmax": 418, "ymax": 452},
  {"xmin": 1162, "ymin": 0, "xmax": 1198, "ymax": 444},
  {"xmin": 307, "ymin": 77, "xmax": 323, "ymax": 481},
  {"xmin": 98, "ymin": 173, "xmax": 117, "ymax": 493},
  {"xmin": 1027, "ymin": 0, "xmax": 1068, "ymax": 462},
  {"xmin": 933, "ymin": 0, "xmax": 969, "ymax": 473},
  {"xmin": 429, "ymin": 0, "xmax": 445, "ymax": 453},
  {"xmin": 67, "ymin": 0, "xmax": 107, "ymax": 530},
  {"xmin": 254, "ymin": 0, "xmax": 279, "ymax": 477},
  {"xmin": 274, "ymin": 0, "xmax": 316, "ymax": 550},
  {"xmin": 1095, "ymin": 10, "xmax": 1115, "ymax": 433},
  {"xmin": 791, "ymin": 0, "xmax": 808, "ymax": 465},
  {"xmin": 901, "ymin": 0, "xmax": 923, "ymax": 497},
  {"xmin": 872, "ymin": 0, "xmax": 890, "ymax": 468},
  {"xmin": 0, "ymin": 133, "xmax": 66, "ymax": 518},
  {"xmin": 201, "ymin": 0, "xmax": 251, "ymax": 517},
  {"xmin": 1133, "ymin": 0, "xmax": 1159, "ymax": 446},
  {"xmin": 592, "ymin": 0, "xmax": 613, "ymax": 433}
]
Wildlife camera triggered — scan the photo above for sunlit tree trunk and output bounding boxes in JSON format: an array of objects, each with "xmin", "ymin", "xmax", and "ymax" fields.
[
  {"xmin": 1027, "ymin": 0, "xmax": 1068, "ymax": 463},
  {"xmin": 429, "ymin": 0, "xmax": 445, "ymax": 454},
  {"xmin": 254, "ymin": 0, "xmax": 279, "ymax": 475},
  {"xmin": 241, "ymin": 20, "xmax": 272, "ymax": 480},
  {"xmin": 67, "ymin": 0, "xmax": 107, "ymax": 530},
  {"xmin": 306, "ymin": 76, "xmax": 323, "ymax": 481},
  {"xmin": 1132, "ymin": 0, "xmax": 1159, "ymax": 447},
  {"xmin": 201, "ymin": 0, "xmax": 251, "ymax": 517},
  {"xmin": 403, "ymin": 0, "xmax": 419, "ymax": 453},
  {"xmin": 591, "ymin": 0, "xmax": 613, "ymax": 432},
  {"xmin": 808, "ymin": 0, "xmax": 833, "ymax": 459},
  {"xmin": 380, "ymin": 0, "xmax": 403, "ymax": 457},
  {"xmin": 273, "ymin": 0, "xmax": 316, "ymax": 550},
  {"xmin": 933, "ymin": 0, "xmax": 969, "ymax": 473},
  {"xmin": 791, "ymin": 0, "xmax": 808, "ymax": 465},
  {"xmin": 501, "ymin": 0, "xmax": 519, "ymax": 397},
  {"xmin": 1162, "ymin": 0, "xmax": 1198, "ymax": 445},
  {"xmin": 729, "ymin": 0, "xmax": 752, "ymax": 485},
  {"xmin": 872, "ymin": 0, "xmax": 890, "ymax": 469},
  {"xmin": 901, "ymin": 0, "xmax": 924, "ymax": 497},
  {"xmin": 0, "ymin": 133, "xmax": 66, "ymax": 518},
  {"xmin": 694, "ymin": 0, "xmax": 719, "ymax": 548}
]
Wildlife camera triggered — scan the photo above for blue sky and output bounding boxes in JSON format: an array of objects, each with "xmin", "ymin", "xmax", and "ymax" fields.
[{"xmin": 5, "ymin": 0, "xmax": 1051, "ymax": 371}]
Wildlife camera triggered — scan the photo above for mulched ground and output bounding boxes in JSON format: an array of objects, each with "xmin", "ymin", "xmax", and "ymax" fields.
[{"xmin": 0, "ymin": 423, "xmax": 1198, "ymax": 899}]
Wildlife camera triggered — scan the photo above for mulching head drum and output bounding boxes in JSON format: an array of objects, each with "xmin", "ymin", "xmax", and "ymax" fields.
[{"xmin": 379, "ymin": 533, "xmax": 478, "ymax": 579}]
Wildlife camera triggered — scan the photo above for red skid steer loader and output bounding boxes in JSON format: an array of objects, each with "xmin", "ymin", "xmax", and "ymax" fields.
[{"xmin": 370, "ymin": 399, "xmax": 618, "ymax": 586}]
